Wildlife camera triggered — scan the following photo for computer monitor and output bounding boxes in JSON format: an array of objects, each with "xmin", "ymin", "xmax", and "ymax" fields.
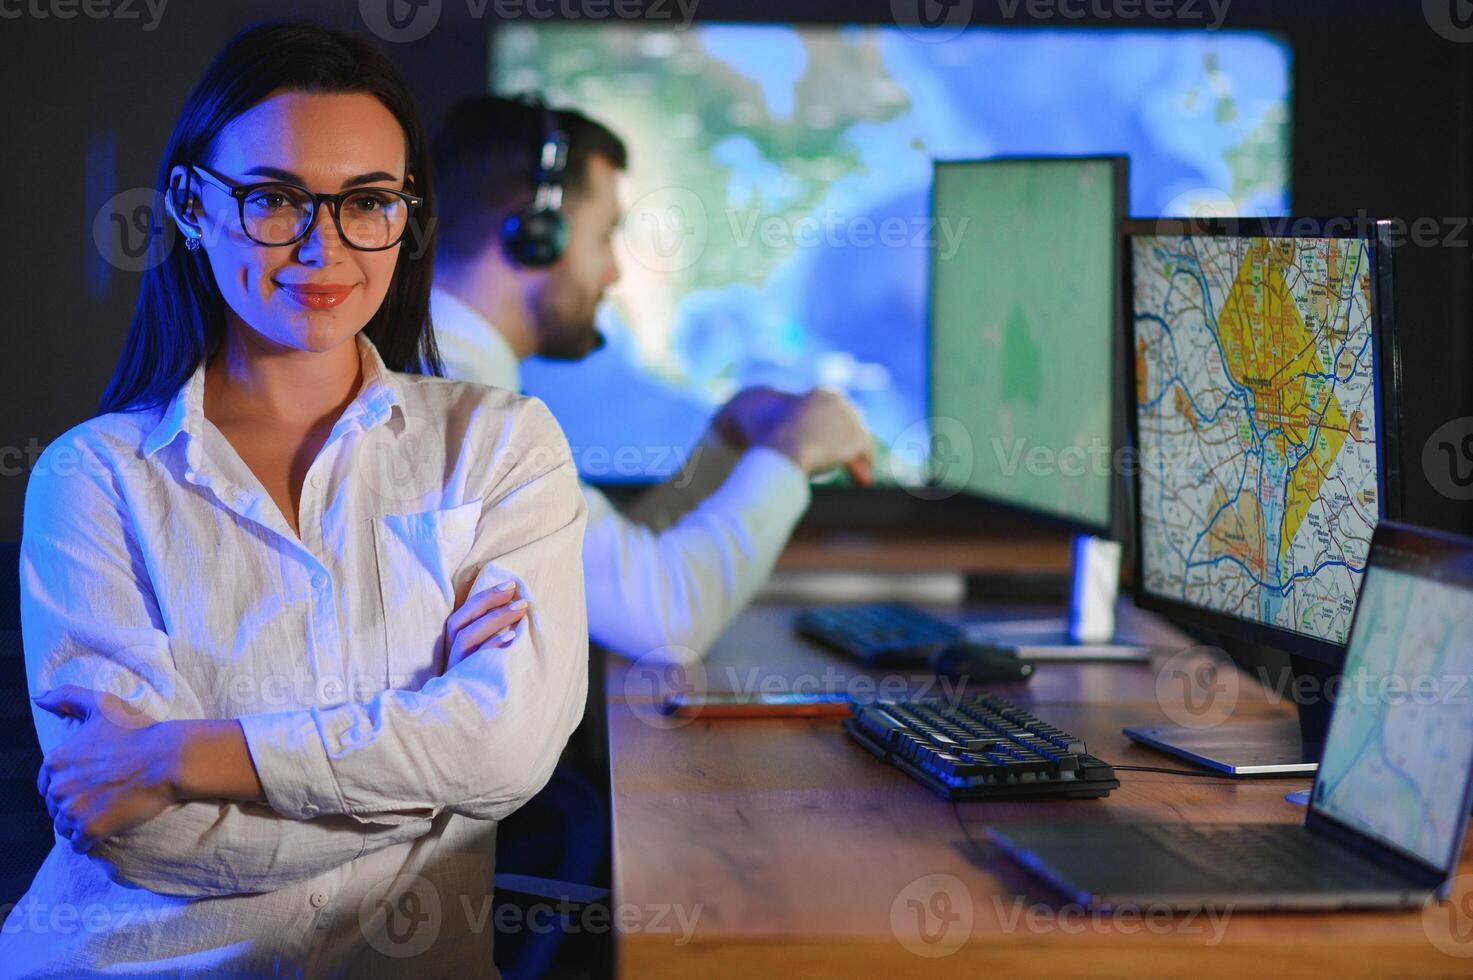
[
  {"xmin": 929, "ymin": 156, "xmax": 1126, "ymax": 536},
  {"xmin": 1124, "ymin": 216, "xmax": 1404, "ymax": 773},
  {"xmin": 490, "ymin": 21, "xmax": 1294, "ymax": 495}
]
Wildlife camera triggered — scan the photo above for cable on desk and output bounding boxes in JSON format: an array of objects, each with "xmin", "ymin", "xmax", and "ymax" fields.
[{"xmin": 1112, "ymin": 764, "xmax": 1271, "ymax": 779}]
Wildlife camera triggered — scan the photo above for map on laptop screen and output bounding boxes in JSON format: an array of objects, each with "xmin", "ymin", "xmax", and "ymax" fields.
[{"xmin": 1314, "ymin": 564, "xmax": 1473, "ymax": 870}]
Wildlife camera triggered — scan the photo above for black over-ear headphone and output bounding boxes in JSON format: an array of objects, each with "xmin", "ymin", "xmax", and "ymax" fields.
[{"xmin": 500, "ymin": 94, "xmax": 570, "ymax": 267}]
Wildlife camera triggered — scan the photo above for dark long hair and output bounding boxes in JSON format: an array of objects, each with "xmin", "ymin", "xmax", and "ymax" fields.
[{"xmin": 98, "ymin": 20, "xmax": 442, "ymax": 416}]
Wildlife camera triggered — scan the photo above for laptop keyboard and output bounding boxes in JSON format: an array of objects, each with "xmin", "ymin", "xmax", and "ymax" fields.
[{"xmin": 1136, "ymin": 824, "xmax": 1371, "ymax": 889}]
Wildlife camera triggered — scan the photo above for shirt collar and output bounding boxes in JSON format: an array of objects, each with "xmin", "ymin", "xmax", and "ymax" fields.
[
  {"xmin": 430, "ymin": 286, "xmax": 522, "ymax": 392},
  {"xmin": 142, "ymin": 332, "xmax": 404, "ymax": 459}
]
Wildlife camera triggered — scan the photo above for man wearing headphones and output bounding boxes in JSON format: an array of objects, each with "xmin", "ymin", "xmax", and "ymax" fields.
[{"xmin": 430, "ymin": 96, "xmax": 874, "ymax": 664}]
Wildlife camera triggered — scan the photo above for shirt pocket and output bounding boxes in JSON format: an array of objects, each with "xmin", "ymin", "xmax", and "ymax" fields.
[{"xmin": 372, "ymin": 497, "xmax": 484, "ymax": 690}]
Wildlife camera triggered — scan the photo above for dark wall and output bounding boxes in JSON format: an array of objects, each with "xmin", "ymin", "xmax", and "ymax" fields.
[
  {"xmin": 1285, "ymin": 12, "xmax": 1473, "ymax": 536},
  {"xmin": 2, "ymin": 0, "xmax": 1469, "ymax": 541},
  {"xmin": 0, "ymin": 0, "xmax": 488, "ymax": 543}
]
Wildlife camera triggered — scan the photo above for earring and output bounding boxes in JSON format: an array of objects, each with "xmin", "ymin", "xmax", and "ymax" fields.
[{"xmin": 184, "ymin": 233, "xmax": 201, "ymax": 252}]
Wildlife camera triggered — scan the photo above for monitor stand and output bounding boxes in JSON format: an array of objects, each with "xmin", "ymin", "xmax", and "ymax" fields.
[
  {"xmin": 963, "ymin": 536, "xmax": 1152, "ymax": 659},
  {"xmin": 1066, "ymin": 534, "xmax": 1124, "ymax": 643},
  {"xmin": 1123, "ymin": 655, "xmax": 1334, "ymax": 776}
]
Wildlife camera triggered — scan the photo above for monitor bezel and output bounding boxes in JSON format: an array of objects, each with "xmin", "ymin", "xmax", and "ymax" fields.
[
  {"xmin": 1122, "ymin": 216, "xmax": 1405, "ymax": 666},
  {"xmin": 925, "ymin": 154, "xmax": 1130, "ymax": 541},
  {"xmin": 1303, "ymin": 520, "xmax": 1473, "ymax": 891}
]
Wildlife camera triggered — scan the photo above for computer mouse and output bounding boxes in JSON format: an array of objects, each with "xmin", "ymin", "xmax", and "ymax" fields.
[{"xmin": 926, "ymin": 642, "xmax": 1035, "ymax": 685}]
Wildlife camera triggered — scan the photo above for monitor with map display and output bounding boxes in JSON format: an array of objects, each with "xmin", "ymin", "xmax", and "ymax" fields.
[
  {"xmin": 1312, "ymin": 522, "xmax": 1473, "ymax": 872},
  {"xmin": 491, "ymin": 22, "xmax": 1293, "ymax": 486},
  {"xmin": 930, "ymin": 156, "xmax": 1124, "ymax": 533},
  {"xmin": 1127, "ymin": 217, "xmax": 1403, "ymax": 661}
]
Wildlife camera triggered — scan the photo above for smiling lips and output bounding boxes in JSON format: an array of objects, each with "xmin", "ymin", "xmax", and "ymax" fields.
[{"xmin": 278, "ymin": 282, "xmax": 356, "ymax": 310}]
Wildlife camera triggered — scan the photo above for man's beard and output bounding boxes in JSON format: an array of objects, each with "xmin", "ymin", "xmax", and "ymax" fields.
[
  {"xmin": 536, "ymin": 293, "xmax": 606, "ymax": 361},
  {"xmin": 538, "ymin": 319, "xmax": 605, "ymax": 361}
]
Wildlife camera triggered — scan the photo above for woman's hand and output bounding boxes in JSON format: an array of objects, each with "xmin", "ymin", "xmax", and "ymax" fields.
[
  {"xmin": 444, "ymin": 579, "xmax": 530, "ymax": 672},
  {"xmin": 33, "ymin": 686, "xmax": 185, "ymax": 853}
]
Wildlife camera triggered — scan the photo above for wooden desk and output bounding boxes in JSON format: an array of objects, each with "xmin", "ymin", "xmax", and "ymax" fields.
[{"xmin": 604, "ymin": 604, "xmax": 1473, "ymax": 978}]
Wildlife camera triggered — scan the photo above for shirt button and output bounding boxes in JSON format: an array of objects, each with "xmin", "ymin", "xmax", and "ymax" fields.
[
  {"xmin": 310, "ymin": 474, "xmax": 323, "ymax": 489},
  {"xmin": 302, "ymin": 802, "xmax": 319, "ymax": 816},
  {"xmin": 309, "ymin": 891, "xmax": 328, "ymax": 909},
  {"xmin": 311, "ymin": 572, "xmax": 328, "ymax": 590}
]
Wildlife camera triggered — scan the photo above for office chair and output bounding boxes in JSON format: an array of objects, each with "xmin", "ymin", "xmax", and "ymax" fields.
[
  {"xmin": 492, "ymin": 762, "xmax": 611, "ymax": 979},
  {"xmin": 0, "ymin": 542, "xmax": 54, "ymax": 921}
]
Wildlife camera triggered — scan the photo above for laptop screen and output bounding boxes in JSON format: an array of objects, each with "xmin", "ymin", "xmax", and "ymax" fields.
[{"xmin": 1312, "ymin": 531, "xmax": 1473, "ymax": 873}]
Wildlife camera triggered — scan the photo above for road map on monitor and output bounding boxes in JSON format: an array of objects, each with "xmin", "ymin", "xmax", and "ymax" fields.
[{"xmin": 1132, "ymin": 235, "xmax": 1380, "ymax": 643}]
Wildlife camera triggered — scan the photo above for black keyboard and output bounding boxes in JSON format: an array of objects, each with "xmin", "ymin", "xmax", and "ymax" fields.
[
  {"xmin": 796, "ymin": 602, "xmax": 964, "ymax": 665},
  {"xmin": 845, "ymin": 693, "xmax": 1119, "ymax": 800}
]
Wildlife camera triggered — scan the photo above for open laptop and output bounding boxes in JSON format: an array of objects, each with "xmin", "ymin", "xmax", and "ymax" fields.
[{"xmin": 988, "ymin": 521, "xmax": 1473, "ymax": 910}]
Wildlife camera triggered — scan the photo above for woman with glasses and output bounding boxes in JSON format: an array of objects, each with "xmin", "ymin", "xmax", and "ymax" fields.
[{"xmin": 3, "ymin": 21, "xmax": 587, "ymax": 977}]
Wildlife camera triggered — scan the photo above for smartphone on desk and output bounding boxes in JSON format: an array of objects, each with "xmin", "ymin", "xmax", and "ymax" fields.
[{"xmin": 659, "ymin": 691, "xmax": 853, "ymax": 719}]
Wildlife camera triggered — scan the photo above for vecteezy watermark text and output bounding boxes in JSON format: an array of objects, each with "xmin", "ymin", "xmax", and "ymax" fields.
[
  {"xmin": 0, "ymin": 0, "xmax": 168, "ymax": 30},
  {"xmin": 890, "ymin": 0, "xmax": 1231, "ymax": 42},
  {"xmin": 726, "ymin": 209, "xmax": 969, "ymax": 261},
  {"xmin": 993, "ymin": 0, "xmax": 1231, "ymax": 30},
  {"xmin": 358, "ymin": 0, "xmax": 700, "ymax": 44},
  {"xmin": 993, "ymin": 895, "xmax": 1233, "ymax": 943},
  {"xmin": 571, "ymin": 443, "xmax": 703, "ymax": 487}
]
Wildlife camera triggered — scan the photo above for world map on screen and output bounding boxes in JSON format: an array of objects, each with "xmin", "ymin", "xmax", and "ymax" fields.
[{"xmin": 494, "ymin": 23, "xmax": 1292, "ymax": 483}]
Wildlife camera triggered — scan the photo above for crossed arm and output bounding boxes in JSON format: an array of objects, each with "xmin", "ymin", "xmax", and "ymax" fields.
[{"xmin": 22, "ymin": 407, "xmax": 588, "ymax": 898}]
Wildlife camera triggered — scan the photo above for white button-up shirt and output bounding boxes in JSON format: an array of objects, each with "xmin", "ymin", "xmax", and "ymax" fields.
[
  {"xmin": 2, "ymin": 333, "xmax": 588, "ymax": 977},
  {"xmin": 431, "ymin": 287, "xmax": 811, "ymax": 665}
]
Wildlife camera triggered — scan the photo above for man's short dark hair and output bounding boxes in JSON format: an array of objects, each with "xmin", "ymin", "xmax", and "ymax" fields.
[{"xmin": 432, "ymin": 95, "xmax": 628, "ymax": 262}]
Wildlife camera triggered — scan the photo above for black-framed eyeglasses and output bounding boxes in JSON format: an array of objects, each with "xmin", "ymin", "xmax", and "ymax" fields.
[{"xmin": 189, "ymin": 163, "xmax": 423, "ymax": 251}]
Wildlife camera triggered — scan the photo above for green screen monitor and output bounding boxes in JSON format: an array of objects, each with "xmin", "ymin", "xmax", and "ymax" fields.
[{"xmin": 929, "ymin": 156, "xmax": 1126, "ymax": 534}]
